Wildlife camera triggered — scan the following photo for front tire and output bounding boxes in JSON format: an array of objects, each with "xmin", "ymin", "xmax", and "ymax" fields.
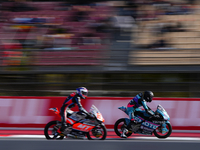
[
  {"xmin": 44, "ymin": 120, "xmax": 64, "ymax": 140},
  {"xmin": 153, "ymin": 123, "xmax": 172, "ymax": 138},
  {"xmin": 87, "ymin": 124, "xmax": 107, "ymax": 140},
  {"xmin": 114, "ymin": 118, "xmax": 132, "ymax": 138}
]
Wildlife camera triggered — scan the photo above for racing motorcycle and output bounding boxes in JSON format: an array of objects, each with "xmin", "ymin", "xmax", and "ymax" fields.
[
  {"xmin": 114, "ymin": 104, "xmax": 172, "ymax": 138},
  {"xmin": 44, "ymin": 105, "xmax": 107, "ymax": 140}
]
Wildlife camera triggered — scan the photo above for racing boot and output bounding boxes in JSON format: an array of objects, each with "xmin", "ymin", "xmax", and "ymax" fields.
[{"xmin": 121, "ymin": 128, "xmax": 128, "ymax": 138}]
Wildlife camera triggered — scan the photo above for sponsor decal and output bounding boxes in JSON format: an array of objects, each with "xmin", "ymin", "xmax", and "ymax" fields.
[
  {"xmin": 153, "ymin": 121, "xmax": 166, "ymax": 124},
  {"xmin": 66, "ymin": 118, "xmax": 75, "ymax": 125},
  {"xmin": 0, "ymin": 96, "xmax": 200, "ymax": 130},
  {"xmin": 134, "ymin": 116, "xmax": 144, "ymax": 122},
  {"xmin": 73, "ymin": 123, "xmax": 94, "ymax": 132},
  {"xmin": 140, "ymin": 126, "xmax": 154, "ymax": 132},
  {"xmin": 142, "ymin": 121, "xmax": 159, "ymax": 129}
]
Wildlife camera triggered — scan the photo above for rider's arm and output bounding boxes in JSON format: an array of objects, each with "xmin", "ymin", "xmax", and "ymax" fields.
[
  {"xmin": 75, "ymin": 97, "xmax": 89, "ymax": 115},
  {"xmin": 141, "ymin": 100, "xmax": 155, "ymax": 116}
]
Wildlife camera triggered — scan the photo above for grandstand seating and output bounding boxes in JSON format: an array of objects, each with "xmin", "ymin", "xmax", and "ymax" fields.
[
  {"xmin": 129, "ymin": 49, "xmax": 200, "ymax": 65},
  {"xmin": 0, "ymin": 1, "xmax": 111, "ymax": 66},
  {"xmin": 129, "ymin": 2, "xmax": 200, "ymax": 65},
  {"xmin": 32, "ymin": 50, "xmax": 103, "ymax": 66}
]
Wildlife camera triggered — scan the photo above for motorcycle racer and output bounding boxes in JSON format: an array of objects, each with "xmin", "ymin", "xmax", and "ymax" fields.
[
  {"xmin": 59, "ymin": 87, "xmax": 90, "ymax": 132},
  {"xmin": 121, "ymin": 90, "xmax": 156, "ymax": 138}
]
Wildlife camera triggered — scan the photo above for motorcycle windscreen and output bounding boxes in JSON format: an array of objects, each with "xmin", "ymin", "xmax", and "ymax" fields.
[
  {"xmin": 90, "ymin": 105, "xmax": 105, "ymax": 122},
  {"xmin": 157, "ymin": 105, "xmax": 170, "ymax": 120}
]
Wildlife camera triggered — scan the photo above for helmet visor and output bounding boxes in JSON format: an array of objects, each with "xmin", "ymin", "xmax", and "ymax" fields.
[{"xmin": 82, "ymin": 91, "xmax": 88, "ymax": 98}]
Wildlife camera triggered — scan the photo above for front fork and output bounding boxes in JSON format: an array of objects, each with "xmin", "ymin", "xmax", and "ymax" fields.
[{"xmin": 92, "ymin": 123, "xmax": 105, "ymax": 136}]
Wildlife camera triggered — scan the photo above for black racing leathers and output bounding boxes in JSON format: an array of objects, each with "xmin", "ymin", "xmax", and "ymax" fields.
[
  {"xmin": 60, "ymin": 92, "xmax": 89, "ymax": 125},
  {"xmin": 129, "ymin": 92, "xmax": 154, "ymax": 117}
]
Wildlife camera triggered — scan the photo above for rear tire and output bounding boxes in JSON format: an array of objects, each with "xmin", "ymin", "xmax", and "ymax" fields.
[
  {"xmin": 44, "ymin": 121, "xmax": 64, "ymax": 140},
  {"xmin": 114, "ymin": 118, "xmax": 132, "ymax": 138}
]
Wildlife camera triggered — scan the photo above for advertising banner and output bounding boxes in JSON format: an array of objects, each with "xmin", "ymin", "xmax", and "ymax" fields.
[{"xmin": 0, "ymin": 96, "xmax": 199, "ymax": 130}]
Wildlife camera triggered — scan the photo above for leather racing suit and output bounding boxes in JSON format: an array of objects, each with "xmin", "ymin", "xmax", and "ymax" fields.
[
  {"xmin": 60, "ymin": 92, "xmax": 89, "ymax": 126},
  {"xmin": 126, "ymin": 92, "xmax": 155, "ymax": 125}
]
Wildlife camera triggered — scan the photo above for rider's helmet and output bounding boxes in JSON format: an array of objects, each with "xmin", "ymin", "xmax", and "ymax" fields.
[
  {"xmin": 76, "ymin": 87, "xmax": 88, "ymax": 99},
  {"xmin": 143, "ymin": 90, "xmax": 154, "ymax": 102}
]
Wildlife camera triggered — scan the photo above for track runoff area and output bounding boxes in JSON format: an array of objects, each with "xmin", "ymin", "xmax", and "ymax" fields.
[{"xmin": 0, "ymin": 128, "xmax": 200, "ymax": 141}]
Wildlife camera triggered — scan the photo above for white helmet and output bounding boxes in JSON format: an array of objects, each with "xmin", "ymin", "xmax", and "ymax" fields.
[{"xmin": 76, "ymin": 87, "xmax": 88, "ymax": 99}]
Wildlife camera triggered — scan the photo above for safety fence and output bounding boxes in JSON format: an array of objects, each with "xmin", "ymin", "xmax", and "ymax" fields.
[{"xmin": 0, "ymin": 96, "xmax": 199, "ymax": 130}]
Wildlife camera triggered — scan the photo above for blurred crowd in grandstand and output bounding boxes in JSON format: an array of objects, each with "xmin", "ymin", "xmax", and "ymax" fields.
[
  {"xmin": 0, "ymin": 0, "xmax": 199, "ymax": 66},
  {"xmin": 0, "ymin": 0, "xmax": 200, "ymax": 97}
]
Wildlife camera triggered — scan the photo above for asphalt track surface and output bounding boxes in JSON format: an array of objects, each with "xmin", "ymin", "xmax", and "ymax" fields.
[
  {"xmin": 1, "ymin": 129, "xmax": 200, "ymax": 139},
  {"xmin": 0, "ymin": 129, "xmax": 200, "ymax": 150}
]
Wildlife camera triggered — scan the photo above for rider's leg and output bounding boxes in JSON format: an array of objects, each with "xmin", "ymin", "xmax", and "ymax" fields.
[
  {"xmin": 60, "ymin": 111, "xmax": 68, "ymax": 132},
  {"xmin": 126, "ymin": 106, "xmax": 135, "ymax": 125},
  {"xmin": 121, "ymin": 107, "xmax": 135, "ymax": 138},
  {"xmin": 126, "ymin": 109, "xmax": 143, "ymax": 132},
  {"xmin": 127, "ymin": 110, "xmax": 136, "ymax": 130}
]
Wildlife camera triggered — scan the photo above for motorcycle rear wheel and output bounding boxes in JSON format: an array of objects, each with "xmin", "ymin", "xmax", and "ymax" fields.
[
  {"xmin": 87, "ymin": 124, "xmax": 107, "ymax": 140},
  {"xmin": 114, "ymin": 118, "xmax": 132, "ymax": 138},
  {"xmin": 44, "ymin": 120, "xmax": 64, "ymax": 140},
  {"xmin": 153, "ymin": 123, "xmax": 172, "ymax": 138}
]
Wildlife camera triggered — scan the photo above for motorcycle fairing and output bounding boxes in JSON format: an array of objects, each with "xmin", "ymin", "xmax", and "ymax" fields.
[
  {"xmin": 157, "ymin": 109, "xmax": 170, "ymax": 121},
  {"xmin": 66, "ymin": 118, "xmax": 76, "ymax": 125},
  {"xmin": 96, "ymin": 112, "xmax": 105, "ymax": 122},
  {"xmin": 49, "ymin": 107, "xmax": 60, "ymax": 117},
  {"xmin": 72, "ymin": 122, "xmax": 95, "ymax": 132},
  {"xmin": 141, "ymin": 121, "xmax": 160, "ymax": 130},
  {"xmin": 68, "ymin": 112, "xmax": 86, "ymax": 122},
  {"xmin": 118, "ymin": 106, "xmax": 128, "ymax": 115},
  {"xmin": 70, "ymin": 130, "xmax": 86, "ymax": 137}
]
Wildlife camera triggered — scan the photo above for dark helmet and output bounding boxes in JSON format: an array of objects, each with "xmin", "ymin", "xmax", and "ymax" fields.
[
  {"xmin": 144, "ymin": 91, "xmax": 154, "ymax": 102},
  {"xmin": 76, "ymin": 87, "xmax": 88, "ymax": 99}
]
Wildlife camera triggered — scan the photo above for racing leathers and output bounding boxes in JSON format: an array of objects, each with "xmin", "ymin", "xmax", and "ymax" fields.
[
  {"xmin": 126, "ymin": 92, "xmax": 155, "ymax": 125},
  {"xmin": 121, "ymin": 92, "xmax": 155, "ymax": 138},
  {"xmin": 60, "ymin": 92, "xmax": 89, "ymax": 128}
]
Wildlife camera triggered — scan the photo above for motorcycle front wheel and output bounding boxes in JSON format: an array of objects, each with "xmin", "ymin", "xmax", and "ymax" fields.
[
  {"xmin": 44, "ymin": 120, "xmax": 64, "ymax": 140},
  {"xmin": 87, "ymin": 124, "xmax": 107, "ymax": 140},
  {"xmin": 153, "ymin": 123, "xmax": 172, "ymax": 138},
  {"xmin": 114, "ymin": 118, "xmax": 132, "ymax": 138}
]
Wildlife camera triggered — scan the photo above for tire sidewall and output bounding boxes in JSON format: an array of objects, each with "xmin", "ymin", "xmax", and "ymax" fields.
[{"xmin": 44, "ymin": 120, "xmax": 64, "ymax": 140}]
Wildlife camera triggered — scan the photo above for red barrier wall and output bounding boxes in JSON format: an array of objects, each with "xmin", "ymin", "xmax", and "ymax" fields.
[{"xmin": 0, "ymin": 96, "xmax": 199, "ymax": 130}]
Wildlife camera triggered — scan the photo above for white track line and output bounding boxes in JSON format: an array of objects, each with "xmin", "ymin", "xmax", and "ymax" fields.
[
  {"xmin": 131, "ymin": 136, "xmax": 200, "ymax": 140},
  {"xmin": 0, "ymin": 135, "xmax": 199, "ymax": 141}
]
